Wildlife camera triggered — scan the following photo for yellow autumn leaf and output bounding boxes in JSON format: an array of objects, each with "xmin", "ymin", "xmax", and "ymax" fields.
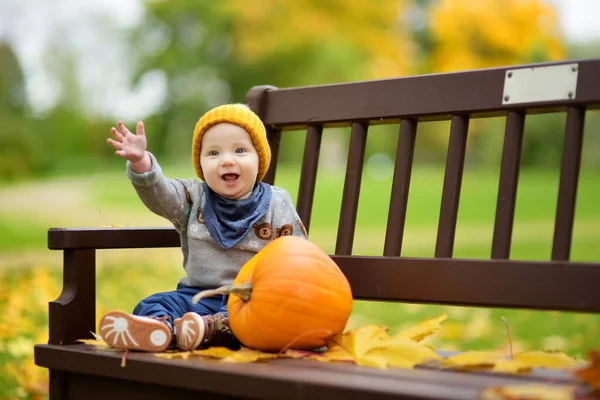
[
  {"xmin": 513, "ymin": 351, "xmax": 577, "ymax": 369},
  {"xmin": 193, "ymin": 346, "xmax": 237, "ymax": 359},
  {"xmin": 222, "ymin": 348, "xmax": 277, "ymax": 363},
  {"xmin": 331, "ymin": 325, "xmax": 390, "ymax": 358},
  {"xmin": 155, "ymin": 351, "xmax": 192, "ymax": 360},
  {"xmin": 312, "ymin": 344, "xmax": 355, "ymax": 363},
  {"xmin": 77, "ymin": 338, "xmax": 109, "ymax": 347},
  {"xmin": 77, "ymin": 333, "xmax": 112, "ymax": 349},
  {"xmin": 491, "ymin": 359, "xmax": 531, "ymax": 374},
  {"xmin": 357, "ymin": 337, "xmax": 442, "ymax": 369},
  {"xmin": 393, "ymin": 313, "xmax": 447, "ymax": 342},
  {"xmin": 442, "ymin": 351, "xmax": 505, "ymax": 369},
  {"xmin": 480, "ymin": 383, "xmax": 576, "ymax": 400}
]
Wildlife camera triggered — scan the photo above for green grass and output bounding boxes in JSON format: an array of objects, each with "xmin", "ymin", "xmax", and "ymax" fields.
[{"xmin": 2, "ymin": 164, "xmax": 600, "ymax": 358}]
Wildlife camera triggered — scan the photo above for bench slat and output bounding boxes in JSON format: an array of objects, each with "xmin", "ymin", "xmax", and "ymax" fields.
[
  {"xmin": 297, "ymin": 124, "xmax": 323, "ymax": 234},
  {"xmin": 552, "ymin": 106, "xmax": 585, "ymax": 261},
  {"xmin": 334, "ymin": 255, "xmax": 600, "ymax": 312},
  {"xmin": 436, "ymin": 115, "xmax": 469, "ymax": 258},
  {"xmin": 492, "ymin": 111, "xmax": 525, "ymax": 259},
  {"xmin": 35, "ymin": 344, "xmax": 589, "ymax": 400},
  {"xmin": 262, "ymin": 127, "xmax": 282, "ymax": 185},
  {"xmin": 384, "ymin": 119, "xmax": 417, "ymax": 257},
  {"xmin": 336, "ymin": 122, "xmax": 368, "ymax": 255},
  {"xmin": 259, "ymin": 60, "xmax": 600, "ymax": 128}
]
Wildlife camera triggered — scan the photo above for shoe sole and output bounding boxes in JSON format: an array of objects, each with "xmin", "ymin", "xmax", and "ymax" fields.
[
  {"xmin": 174, "ymin": 312, "xmax": 206, "ymax": 351},
  {"xmin": 99, "ymin": 310, "xmax": 171, "ymax": 352}
]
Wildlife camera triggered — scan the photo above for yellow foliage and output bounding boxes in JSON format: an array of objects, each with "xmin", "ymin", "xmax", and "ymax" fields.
[
  {"xmin": 220, "ymin": 0, "xmax": 413, "ymax": 79},
  {"xmin": 428, "ymin": 0, "xmax": 564, "ymax": 72}
]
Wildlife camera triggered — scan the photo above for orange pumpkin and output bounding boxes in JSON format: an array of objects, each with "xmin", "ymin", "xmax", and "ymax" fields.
[{"xmin": 193, "ymin": 236, "xmax": 353, "ymax": 352}]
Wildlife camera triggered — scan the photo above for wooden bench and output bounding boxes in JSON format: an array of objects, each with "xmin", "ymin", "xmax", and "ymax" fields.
[{"xmin": 35, "ymin": 59, "xmax": 600, "ymax": 399}]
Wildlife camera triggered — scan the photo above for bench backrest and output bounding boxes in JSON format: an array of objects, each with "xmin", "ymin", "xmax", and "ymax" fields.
[
  {"xmin": 46, "ymin": 59, "xmax": 600, "ymax": 347},
  {"xmin": 246, "ymin": 59, "xmax": 600, "ymax": 313}
]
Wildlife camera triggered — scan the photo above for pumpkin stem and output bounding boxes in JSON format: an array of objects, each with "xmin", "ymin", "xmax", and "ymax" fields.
[{"xmin": 191, "ymin": 283, "xmax": 253, "ymax": 304}]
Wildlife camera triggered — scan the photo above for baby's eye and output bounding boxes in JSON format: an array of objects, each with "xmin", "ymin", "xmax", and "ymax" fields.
[
  {"xmin": 235, "ymin": 148, "xmax": 246, "ymax": 154},
  {"xmin": 208, "ymin": 150, "xmax": 219, "ymax": 156}
]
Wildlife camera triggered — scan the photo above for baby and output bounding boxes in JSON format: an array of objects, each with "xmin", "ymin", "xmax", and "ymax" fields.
[{"xmin": 99, "ymin": 104, "xmax": 307, "ymax": 352}]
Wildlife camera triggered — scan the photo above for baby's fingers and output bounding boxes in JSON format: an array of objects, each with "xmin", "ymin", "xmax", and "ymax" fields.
[
  {"xmin": 136, "ymin": 121, "xmax": 145, "ymax": 137},
  {"xmin": 107, "ymin": 137, "xmax": 123, "ymax": 150},
  {"xmin": 110, "ymin": 127, "xmax": 124, "ymax": 142},
  {"xmin": 117, "ymin": 120, "xmax": 132, "ymax": 137}
]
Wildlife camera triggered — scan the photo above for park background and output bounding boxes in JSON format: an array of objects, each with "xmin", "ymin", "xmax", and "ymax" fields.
[{"xmin": 1, "ymin": 0, "xmax": 599, "ymax": 398}]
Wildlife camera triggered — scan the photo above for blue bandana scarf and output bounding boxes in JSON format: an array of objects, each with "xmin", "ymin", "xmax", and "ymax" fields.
[{"xmin": 202, "ymin": 182, "xmax": 272, "ymax": 250}]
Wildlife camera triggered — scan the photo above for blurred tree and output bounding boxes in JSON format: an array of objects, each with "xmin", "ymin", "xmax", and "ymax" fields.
[
  {"xmin": 425, "ymin": 0, "xmax": 564, "ymax": 72},
  {"xmin": 128, "ymin": 0, "xmax": 414, "ymax": 166},
  {"xmin": 410, "ymin": 0, "xmax": 567, "ymax": 167},
  {"xmin": 0, "ymin": 42, "xmax": 38, "ymax": 180}
]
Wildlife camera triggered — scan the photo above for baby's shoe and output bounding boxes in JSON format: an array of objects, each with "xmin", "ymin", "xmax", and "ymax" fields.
[
  {"xmin": 99, "ymin": 310, "xmax": 172, "ymax": 352},
  {"xmin": 174, "ymin": 312, "xmax": 235, "ymax": 351}
]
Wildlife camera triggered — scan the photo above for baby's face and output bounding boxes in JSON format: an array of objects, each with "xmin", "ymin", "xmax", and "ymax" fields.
[{"xmin": 199, "ymin": 123, "xmax": 259, "ymax": 200}]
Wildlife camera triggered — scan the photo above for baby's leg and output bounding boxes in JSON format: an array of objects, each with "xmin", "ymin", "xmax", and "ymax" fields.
[{"xmin": 172, "ymin": 286, "xmax": 240, "ymax": 350}]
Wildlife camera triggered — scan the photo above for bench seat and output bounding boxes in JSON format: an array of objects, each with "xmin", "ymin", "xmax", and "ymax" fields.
[{"xmin": 35, "ymin": 344, "xmax": 589, "ymax": 400}]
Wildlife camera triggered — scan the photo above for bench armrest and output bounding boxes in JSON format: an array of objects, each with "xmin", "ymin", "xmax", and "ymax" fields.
[
  {"xmin": 47, "ymin": 227, "xmax": 180, "ymax": 345},
  {"xmin": 48, "ymin": 227, "xmax": 180, "ymax": 250}
]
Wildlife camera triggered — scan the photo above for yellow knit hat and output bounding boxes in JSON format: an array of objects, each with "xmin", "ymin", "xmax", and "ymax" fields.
[{"xmin": 191, "ymin": 104, "xmax": 271, "ymax": 182}]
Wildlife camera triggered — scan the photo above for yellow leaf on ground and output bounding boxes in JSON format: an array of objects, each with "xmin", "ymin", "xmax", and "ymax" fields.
[
  {"xmin": 358, "ymin": 337, "xmax": 442, "ymax": 369},
  {"xmin": 480, "ymin": 383, "xmax": 575, "ymax": 400},
  {"xmin": 393, "ymin": 313, "xmax": 447, "ymax": 342},
  {"xmin": 513, "ymin": 351, "xmax": 577, "ymax": 369},
  {"xmin": 330, "ymin": 325, "xmax": 390, "ymax": 358},
  {"xmin": 442, "ymin": 351, "xmax": 504, "ymax": 369}
]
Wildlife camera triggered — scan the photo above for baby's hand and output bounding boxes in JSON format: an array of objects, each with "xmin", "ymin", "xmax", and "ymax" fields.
[{"xmin": 107, "ymin": 121, "xmax": 148, "ymax": 163}]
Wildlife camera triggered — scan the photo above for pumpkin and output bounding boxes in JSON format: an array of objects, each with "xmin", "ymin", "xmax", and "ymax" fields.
[{"xmin": 192, "ymin": 236, "xmax": 353, "ymax": 352}]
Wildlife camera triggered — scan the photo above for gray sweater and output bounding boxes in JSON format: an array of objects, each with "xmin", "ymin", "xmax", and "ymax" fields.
[{"xmin": 127, "ymin": 152, "xmax": 307, "ymax": 289}]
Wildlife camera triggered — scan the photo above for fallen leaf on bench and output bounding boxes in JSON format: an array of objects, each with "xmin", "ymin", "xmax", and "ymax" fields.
[
  {"xmin": 193, "ymin": 346, "xmax": 278, "ymax": 363},
  {"xmin": 573, "ymin": 349, "xmax": 600, "ymax": 391},
  {"xmin": 513, "ymin": 350, "xmax": 577, "ymax": 369},
  {"xmin": 393, "ymin": 313, "xmax": 447, "ymax": 342},
  {"xmin": 77, "ymin": 332, "xmax": 113, "ymax": 349},
  {"xmin": 442, "ymin": 350, "xmax": 579, "ymax": 373},
  {"xmin": 77, "ymin": 338, "xmax": 110, "ymax": 348},
  {"xmin": 356, "ymin": 337, "xmax": 442, "ymax": 369},
  {"xmin": 307, "ymin": 344, "xmax": 354, "ymax": 363},
  {"xmin": 491, "ymin": 359, "xmax": 531, "ymax": 374},
  {"xmin": 330, "ymin": 324, "xmax": 390, "ymax": 358},
  {"xmin": 480, "ymin": 383, "xmax": 576, "ymax": 400},
  {"xmin": 442, "ymin": 351, "xmax": 505, "ymax": 369},
  {"xmin": 155, "ymin": 351, "xmax": 192, "ymax": 360}
]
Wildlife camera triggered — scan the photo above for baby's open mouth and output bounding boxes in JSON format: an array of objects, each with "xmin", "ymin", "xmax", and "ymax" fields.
[{"xmin": 221, "ymin": 173, "xmax": 239, "ymax": 181}]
